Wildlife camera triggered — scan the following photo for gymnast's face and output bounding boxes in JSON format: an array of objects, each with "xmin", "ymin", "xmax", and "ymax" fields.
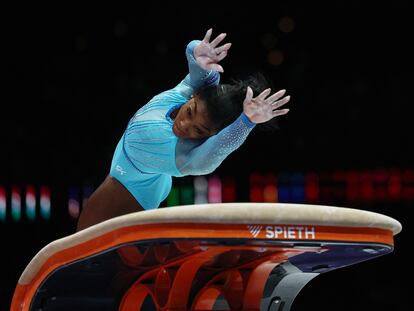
[{"xmin": 172, "ymin": 95, "xmax": 217, "ymax": 139}]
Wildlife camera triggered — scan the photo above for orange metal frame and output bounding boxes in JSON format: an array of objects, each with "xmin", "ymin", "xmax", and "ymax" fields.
[
  {"xmin": 117, "ymin": 243, "xmax": 308, "ymax": 310},
  {"xmin": 11, "ymin": 222, "xmax": 394, "ymax": 311}
]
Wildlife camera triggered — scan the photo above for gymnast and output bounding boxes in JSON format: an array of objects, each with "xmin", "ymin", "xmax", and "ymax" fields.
[{"xmin": 77, "ymin": 29, "xmax": 290, "ymax": 231}]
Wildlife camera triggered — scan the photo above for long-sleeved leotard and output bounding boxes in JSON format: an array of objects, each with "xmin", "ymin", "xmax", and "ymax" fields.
[{"xmin": 109, "ymin": 40, "xmax": 256, "ymax": 209}]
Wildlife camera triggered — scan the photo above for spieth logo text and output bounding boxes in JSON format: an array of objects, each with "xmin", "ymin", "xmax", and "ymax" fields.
[{"xmin": 248, "ymin": 225, "xmax": 316, "ymax": 240}]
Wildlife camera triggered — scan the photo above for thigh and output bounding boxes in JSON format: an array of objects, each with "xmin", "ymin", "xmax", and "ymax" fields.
[{"xmin": 77, "ymin": 176, "xmax": 144, "ymax": 231}]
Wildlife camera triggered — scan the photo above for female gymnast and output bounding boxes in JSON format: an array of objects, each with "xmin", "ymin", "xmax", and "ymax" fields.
[{"xmin": 77, "ymin": 29, "xmax": 290, "ymax": 231}]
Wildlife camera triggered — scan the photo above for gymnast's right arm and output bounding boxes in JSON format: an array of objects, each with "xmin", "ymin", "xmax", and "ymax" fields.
[{"xmin": 172, "ymin": 28, "xmax": 231, "ymax": 98}]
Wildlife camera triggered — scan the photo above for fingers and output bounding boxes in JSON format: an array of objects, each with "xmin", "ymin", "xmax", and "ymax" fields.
[
  {"xmin": 243, "ymin": 86, "xmax": 254, "ymax": 104},
  {"xmin": 214, "ymin": 42, "xmax": 232, "ymax": 54},
  {"xmin": 272, "ymin": 95, "xmax": 290, "ymax": 109},
  {"xmin": 272, "ymin": 109, "xmax": 290, "ymax": 117},
  {"xmin": 203, "ymin": 28, "xmax": 213, "ymax": 43},
  {"xmin": 213, "ymin": 42, "xmax": 231, "ymax": 63},
  {"xmin": 256, "ymin": 88, "xmax": 272, "ymax": 101},
  {"xmin": 207, "ymin": 63, "xmax": 224, "ymax": 73},
  {"xmin": 210, "ymin": 33, "xmax": 227, "ymax": 48},
  {"xmin": 266, "ymin": 89, "xmax": 286, "ymax": 103},
  {"xmin": 216, "ymin": 50, "xmax": 228, "ymax": 62},
  {"xmin": 252, "ymin": 88, "xmax": 291, "ymax": 108}
]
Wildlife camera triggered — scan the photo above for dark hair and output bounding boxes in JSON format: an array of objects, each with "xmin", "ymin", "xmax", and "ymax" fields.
[{"xmin": 196, "ymin": 73, "xmax": 280, "ymax": 132}]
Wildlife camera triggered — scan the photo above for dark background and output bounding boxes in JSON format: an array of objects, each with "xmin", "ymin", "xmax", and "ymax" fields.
[{"xmin": 1, "ymin": 2, "xmax": 411, "ymax": 310}]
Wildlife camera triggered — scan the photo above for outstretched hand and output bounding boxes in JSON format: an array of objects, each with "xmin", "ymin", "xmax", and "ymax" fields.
[
  {"xmin": 243, "ymin": 87, "xmax": 291, "ymax": 124},
  {"xmin": 193, "ymin": 28, "xmax": 232, "ymax": 73}
]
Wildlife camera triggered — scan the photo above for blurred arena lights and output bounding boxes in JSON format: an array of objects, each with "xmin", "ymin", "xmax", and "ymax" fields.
[
  {"xmin": 11, "ymin": 186, "xmax": 21, "ymax": 222},
  {"xmin": 278, "ymin": 16, "xmax": 295, "ymax": 33},
  {"xmin": 208, "ymin": 175, "xmax": 222, "ymax": 203},
  {"xmin": 1, "ymin": 169, "xmax": 413, "ymax": 223},
  {"xmin": 68, "ymin": 187, "xmax": 81, "ymax": 219},
  {"xmin": 268, "ymin": 50, "xmax": 284, "ymax": 66},
  {"xmin": 0, "ymin": 186, "xmax": 6, "ymax": 222},
  {"xmin": 40, "ymin": 186, "xmax": 51, "ymax": 220},
  {"xmin": 25, "ymin": 185, "xmax": 36, "ymax": 222},
  {"xmin": 194, "ymin": 176, "xmax": 208, "ymax": 204}
]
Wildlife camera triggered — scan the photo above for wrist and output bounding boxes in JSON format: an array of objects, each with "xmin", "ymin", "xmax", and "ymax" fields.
[
  {"xmin": 241, "ymin": 112, "xmax": 256, "ymax": 128},
  {"xmin": 187, "ymin": 40, "xmax": 201, "ymax": 58}
]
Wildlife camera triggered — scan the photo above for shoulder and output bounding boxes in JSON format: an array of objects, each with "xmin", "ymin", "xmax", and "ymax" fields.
[{"xmin": 126, "ymin": 120, "xmax": 174, "ymax": 141}]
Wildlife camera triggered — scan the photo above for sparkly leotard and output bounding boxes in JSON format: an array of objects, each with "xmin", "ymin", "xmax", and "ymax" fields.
[{"xmin": 109, "ymin": 40, "xmax": 256, "ymax": 209}]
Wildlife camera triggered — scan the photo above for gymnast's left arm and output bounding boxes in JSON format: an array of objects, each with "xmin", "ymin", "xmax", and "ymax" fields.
[{"xmin": 177, "ymin": 88, "xmax": 291, "ymax": 175}]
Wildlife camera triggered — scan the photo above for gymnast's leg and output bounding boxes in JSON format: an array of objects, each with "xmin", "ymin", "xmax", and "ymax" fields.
[{"xmin": 77, "ymin": 175, "xmax": 144, "ymax": 231}]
